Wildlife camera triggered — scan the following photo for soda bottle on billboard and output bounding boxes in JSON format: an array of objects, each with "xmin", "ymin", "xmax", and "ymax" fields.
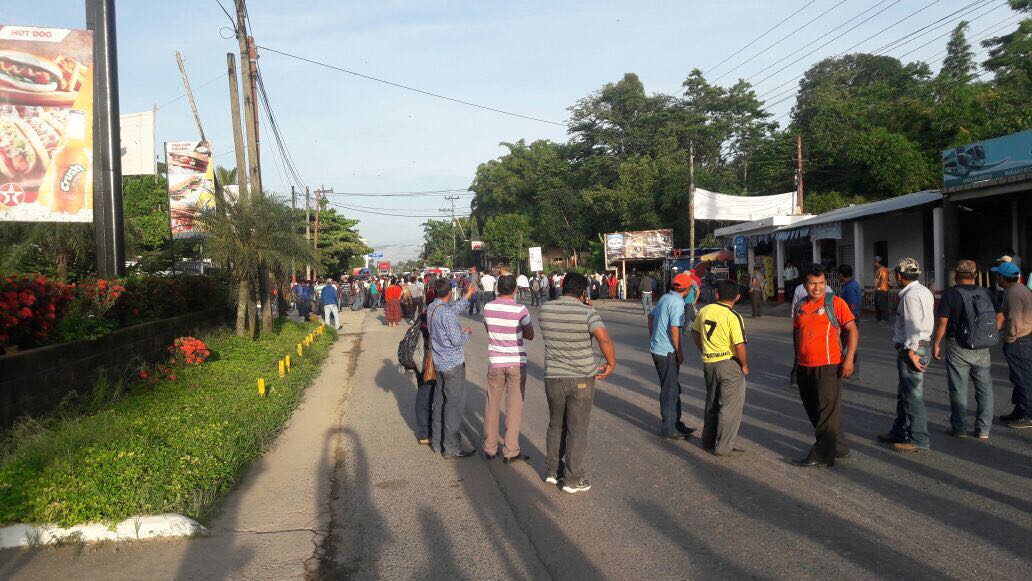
[{"xmin": 51, "ymin": 110, "xmax": 91, "ymax": 214}]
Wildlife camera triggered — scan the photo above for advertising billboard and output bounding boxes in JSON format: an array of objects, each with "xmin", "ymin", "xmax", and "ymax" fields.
[
  {"xmin": 943, "ymin": 130, "xmax": 1032, "ymax": 189},
  {"xmin": 120, "ymin": 110, "xmax": 155, "ymax": 175},
  {"xmin": 165, "ymin": 140, "xmax": 214, "ymax": 239},
  {"xmin": 605, "ymin": 229, "xmax": 673, "ymax": 265},
  {"xmin": 377, "ymin": 261, "xmax": 391, "ymax": 273},
  {"xmin": 0, "ymin": 25, "xmax": 93, "ymax": 222},
  {"xmin": 528, "ymin": 246, "xmax": 543, "ymax": 272}
]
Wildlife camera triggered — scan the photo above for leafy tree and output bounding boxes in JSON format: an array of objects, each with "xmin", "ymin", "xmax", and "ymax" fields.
[
  {"xmin": 482, "ymin": 213, "xmax": 534, "ymax": 269},
  {"xmin": 312, "ymin": 207, "xmax": 370, "ymax": 275}
]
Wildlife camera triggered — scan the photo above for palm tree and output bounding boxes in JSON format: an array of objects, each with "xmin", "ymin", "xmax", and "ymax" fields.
[{"xmin": 197, "ymin": 191, "xmax": 314, "ymax": 337}]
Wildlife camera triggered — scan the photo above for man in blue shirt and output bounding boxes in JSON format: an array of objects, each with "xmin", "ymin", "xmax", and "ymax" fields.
[
  {"xmin": 427, "ymin": 277, "xmax": 478, "ymax": 458},
  {"xmin": 321, "ymin": 278, "xmax": 341, "ymax": 330},
  {"xmin": 648, "ymin": 272, "xmax": 698, "ymax": 440},
  {"xmin": 838, "ymin": 264, "xmax": 863, "ymax": 377}
]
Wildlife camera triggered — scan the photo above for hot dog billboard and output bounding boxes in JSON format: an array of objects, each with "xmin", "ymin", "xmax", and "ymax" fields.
[
  {"xmin": 0, "ymin": 25, "xmax": 94, "ymax": 222},
  {"xmin": 165, "ymin": 140, "xmax": 215, "ymax": 239}
]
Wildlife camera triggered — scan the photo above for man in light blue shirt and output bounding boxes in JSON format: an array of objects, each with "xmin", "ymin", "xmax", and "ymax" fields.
[{"xmin": 648, "ymin": 273, "xmax": 698, "ymax": 440}]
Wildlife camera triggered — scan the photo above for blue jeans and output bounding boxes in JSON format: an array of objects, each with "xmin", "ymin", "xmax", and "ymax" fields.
[
  {"xmin": 432, "ymin": 364, "xmax": 469, "ymax": 455},
  {"xmin": 891, "ymin": 343, "xmax": 931, "ymax": 448},
  {"xmin": 642, "ymin": 291, "xmax": 653, "ymax": 315},
  {"xmin": 945, "ymin": 339, "xmax": 994, "ymax": 435},
  {"xmin": 652, "ymin": 352, "xmax": 683, "ymax": 436},
  {"xmin": 415, "ymin": 371, "xmax": 436, "ymax": 441},
  {"xmin": 1003, "ymin": 337, "xmax": 1032, "ymax": 419},
  {"xmin": 468, "ymin": 291, "xmax": 480, "ymax": 314}
]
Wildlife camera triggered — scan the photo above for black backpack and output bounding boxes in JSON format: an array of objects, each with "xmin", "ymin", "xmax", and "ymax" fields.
[
  {"xmin": 397, "ymin": 319, "xmax": 422, "ymax": 371},
  {"xmin": 955, "ymin": 287, "xmax": 999, "ymax": 350}
]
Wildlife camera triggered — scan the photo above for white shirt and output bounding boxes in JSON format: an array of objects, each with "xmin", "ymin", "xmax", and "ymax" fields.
[
  {"xmin": 791, "ymin": 284, "xmax": 809, "ymax": 317},
  {"xmin": 516, "ymin": 274, "xmax": 530, "ymax": 288},
  {"xmin": 784, "ymin": 266, "xmax": 799, "ymax": 280},
  {"xmin": 481, "ymin": 274, "xmax": 496, "ymax": 292},
  {"xmin": 894, "ymin": 281, "xmax": 935, "ymax": 352}
]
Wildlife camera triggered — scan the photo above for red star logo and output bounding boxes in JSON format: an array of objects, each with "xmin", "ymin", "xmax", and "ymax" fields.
[{"xmin": 0, "ymin": 183, "xmax": 26, "ymax": 207}]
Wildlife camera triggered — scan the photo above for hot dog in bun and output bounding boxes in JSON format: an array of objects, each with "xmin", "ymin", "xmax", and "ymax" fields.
[{"xmin": 0, "ymin": 51, "xmax": 63, "ymax": 93}]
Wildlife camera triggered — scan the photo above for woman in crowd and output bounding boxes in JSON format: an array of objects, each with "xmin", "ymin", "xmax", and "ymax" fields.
[{"xmin": 384, "ymin": 277, "xmax": 404, "ymax": 327}]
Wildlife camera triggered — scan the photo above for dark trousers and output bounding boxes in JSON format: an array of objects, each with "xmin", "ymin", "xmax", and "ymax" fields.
[
  {"xmin": 432, "ymin": 365, "xmax": 469, "ymax": 456},
  {"xmin": 531, "ymin": 290, "xmax": 541, "ymax": 306},
  {"xmin": 750, "ymin": 290, "xmax": 763, "ymax": 317},
  {"xmin": 797, "ymin": 364, "xmax": 848, "ymax": 464},
  {"xmin": 702, "ymin": 359, "xmax": 747, "ymax": 455},
  {"xmin": 468, "ymin": 291, "xmax": 480, "ymax": 314},
  {"xmin": 298, "ymin": 299, "xmax": 310, "ymax": 320},
  {"xmin": 545, "ymin": 377, "xmax": 595, "ymax": 481},
  {"xmin": 874, "ymin": 290, "xmax": 890, "ymax": 322},
  {"xmin": 1004, "ymin": 336, "xmax": 1032, "ymax": 419},
  {"xmin": 652, "ymin": 352, "xmax": 683, "ymax": 436},
  {"xmin": 415, "ymin": 372, "xmax": 436, "ymax": 441}
]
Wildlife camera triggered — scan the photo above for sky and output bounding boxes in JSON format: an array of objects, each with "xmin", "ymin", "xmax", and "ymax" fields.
[{"xmin": 0, "ymin": 1, "xmax": 1021, "ymax": 262}]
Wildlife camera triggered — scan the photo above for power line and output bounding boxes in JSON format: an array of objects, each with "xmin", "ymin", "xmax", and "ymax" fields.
[
  {"xmin": 325, "ymin": 189, "xmax": 472, "ymax": 197},
  {"xmin": 705, "ymin": 0, "xmax": 818, "ymax": 77},
  {"xmin": 156, "ymin": 72, "xmax": 226, "ymax": 110},
  {"xmin": 255, "ymin": 44, "xmax": 568, "ymax": 127}
]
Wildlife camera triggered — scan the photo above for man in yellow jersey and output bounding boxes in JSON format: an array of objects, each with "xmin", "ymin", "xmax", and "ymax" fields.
[{"xmin": 691, "ymin": 279, "xmax": 749, "ymax": 457}]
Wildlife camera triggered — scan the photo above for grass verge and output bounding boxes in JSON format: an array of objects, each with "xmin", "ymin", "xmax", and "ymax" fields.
[{"xmin": 0, "ymin": 320, "xmax": 335, "ymax": 527}]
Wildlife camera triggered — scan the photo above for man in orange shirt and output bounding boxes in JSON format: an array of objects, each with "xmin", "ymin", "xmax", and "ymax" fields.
[
  {"xmin": 874, "ymin": 256, "xmax": 891, "ymax": 322},
  {"xmin": 793, "ymin": 265, "xmax": 860, "ymax": 468}
]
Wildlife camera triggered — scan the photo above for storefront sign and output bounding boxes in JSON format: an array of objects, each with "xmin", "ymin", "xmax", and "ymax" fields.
[
  {"xmin": 605, "ymin": 229, "xmax": 673, "ymax": 264},
  {"xmin": 943, "ymin": 130, "xmax": 1032, "ymax": 189},
  {"xmin": 734, "ymin": 235, "xmax": 747, "ymax": 265},
  {"xmin": 471, "ymin": 240, "xmax": 483, "ymax": 250},
  {"xmin": 165, "ymin": 140, "xmax": 214, "ymax": 239},
  {"xmin": 811, "ymin": 222, "xmax": 842, "ymax": 240},
  {"xmin": 0, "ymin": 25, "xmax": 94, "ymax": 222}
]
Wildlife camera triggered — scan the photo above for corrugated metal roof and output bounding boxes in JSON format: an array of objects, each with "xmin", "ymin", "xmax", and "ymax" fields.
[{"xmin": 784, "ymin": 190, "xmax": 942, "ymax": 230}]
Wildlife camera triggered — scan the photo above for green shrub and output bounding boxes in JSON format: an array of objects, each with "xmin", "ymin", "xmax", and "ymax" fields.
[{"xmin": 0, "ymin": 320, "xmax": 334, "ymax": 526}]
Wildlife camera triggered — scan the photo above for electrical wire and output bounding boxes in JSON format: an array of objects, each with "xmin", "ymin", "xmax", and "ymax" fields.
[
  {"xmin": 255, "ymin": 44, "xmax": 568, "ymax": 127},
  {"xmin": 705, "ymin": 0, "xmax": 818, "ymax": 77},
  {"xmin": 155, "ymin": 72, "xmax": 227, "ymax": 110}
]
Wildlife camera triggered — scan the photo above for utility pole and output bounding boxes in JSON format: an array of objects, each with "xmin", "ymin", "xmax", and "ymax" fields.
[
  {"xmin": 290, "ymin": 185, "xmax": 296, "ymax": 282},
  {"xmin": 444, "ymin": 194, "xmax": 459, "ymax": 269},
  {"xmin": 234, "ymin": 0, "xmax": 261, "ymax": 197},
  {"xmin": 796, "ymin": 133, "xmax": 804, "ymax": 214},
  {"xmin": 175, "ymin": 51, "xmax": 206, "ymax": 142},
  {"xmin": 688, "ymin": 141, "xmax": 696, "ymax": 270},
  {"xmin": 226, "ymin": 53, "xmax": 248, "ymax": 205},
  {"xmin": 86, "ymin": 0, "xmax": 125, "ymax": 277},
  {"xmin": 313, "ymin": 186, "xmax": 334, "ymax": 277},
  {"xmin": 304, "ymin": 186, "xmax": 311, "ymax": 279}
]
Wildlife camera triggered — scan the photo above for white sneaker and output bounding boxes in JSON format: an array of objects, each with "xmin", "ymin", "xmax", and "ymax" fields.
[
  {"xmin": 545, "ymin": 474, "xmax": 559, "ymax": 485},
  {"xmin": 562, "ymin": 478, "xmax": 591, "ymax": 494}
]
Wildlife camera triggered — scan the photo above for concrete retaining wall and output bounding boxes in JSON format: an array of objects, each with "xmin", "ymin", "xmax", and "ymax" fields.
[{"xmin": 0, "ymin": 309, "xmax": 226, "ymax": 428}]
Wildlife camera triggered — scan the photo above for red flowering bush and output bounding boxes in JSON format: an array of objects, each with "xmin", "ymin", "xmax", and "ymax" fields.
[
  {"xmin": 0, "ymin": 274, "xmax": 74, "ymax": 352},
  {"xmin": 170, "ymin": 336, "xmax": 210, "ymax": 366}
]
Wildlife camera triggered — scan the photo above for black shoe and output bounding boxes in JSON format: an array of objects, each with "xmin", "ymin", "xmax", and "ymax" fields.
[
  {"xmin": 876, "ymin": 432, "xmax": 900, "ymax": 443},
  {"xmin": 676, "ymin": 422, "xmax": 697, "ymax": 435},
  {"xmin": 444, "ymin": 449, "xmax": 475, "ymax": 459},
  {"xmin": 713, "ymin": 448, "xmax": 746, "ymax": 457},
  {"xmin": 503, "ymin": 454, "xmax": 529, "ymax": 464},
  {"xmin": 999, "ymin": 410, "xmax": 1022, "ymax": 422},
  {"xmin": 661, "ymin": 433, "xmax": 690, "ymax": 441},
  {"xmin": 484, "ymin": 453, "xmax": 497, "ymax": 460},
  {"xmin": 1007, "ymin": 418, "xmax": 1032, "ymax": 429},
  {"xmin": 793, "ymin": 457, "xmax": 828, "ymax": 468},
  {"xmin": 945, "ymin": 427, "xmax": 968, "ymax": 438}
]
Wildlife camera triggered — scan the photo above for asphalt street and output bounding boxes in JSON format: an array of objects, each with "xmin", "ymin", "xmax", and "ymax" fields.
[{"xmin": 320, "ymin": 297, "xmax": 1031, "ymax": 580}]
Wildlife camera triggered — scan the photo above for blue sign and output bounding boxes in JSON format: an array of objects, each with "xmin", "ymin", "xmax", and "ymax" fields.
[
  {"xmin": 943, "ymin": 130, "xmax": 1032, "ymax": 189},
  {"xmin": 734, "ymin": 236, "xmax": 747, "ymax": 265},
  {"xmin": 367, "ymin": 252, "xmax": 384, "ymax": 258}
]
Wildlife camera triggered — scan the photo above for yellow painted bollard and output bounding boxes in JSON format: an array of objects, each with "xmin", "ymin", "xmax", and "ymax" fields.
[
  {"xmin": 278, "ymin": 359, "xmax": 285, "ymax": 378},
  {"xmin": 297, "ymin": 343, "xmax": 303, "ymax": 356},
  {"xmin": 258, "ymin": 378, "xmax": 266, "ymax": 397},
  {"xmin": 285, "ymin": 355, "xmax": 291, "ymax": 372}
]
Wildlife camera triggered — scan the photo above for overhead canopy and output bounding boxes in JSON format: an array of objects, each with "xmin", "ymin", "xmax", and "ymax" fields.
[
  {"xmin": 698, "ymin": 249, "xmax": 734, "ymax": 262},
  {"xmin": 783, "ymin": 190, "xmax": 942, "ymax": 230},
  {"xmin": 694, "ymin": 189, "xmax": 796, "ymax": 221}
]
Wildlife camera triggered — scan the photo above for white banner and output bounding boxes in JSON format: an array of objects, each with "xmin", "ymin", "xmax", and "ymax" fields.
[
  {"xmin": 528, "ymin": 246, "xmax": 543, "ymax": 272},
  {"xmin": 120, "ymin": 110, "xmax": 155, "ymax": 175},
  {"xmin": 694, "ymin": 188, "xmax": 795, "ymax": 221}
]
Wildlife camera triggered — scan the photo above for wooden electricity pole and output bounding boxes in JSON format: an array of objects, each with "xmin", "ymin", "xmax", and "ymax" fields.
[
  {"xmin": 689, "ymin": 141, "xmax": 696, "ymax": 268},
  {"xmin": 305, "ymin": 186, "xmax": 311, "ymax": 279},
  {"xmin": 312, "ymin": 186, "xmax": 334, "ymax": 277},
  {"xmin": 175, "ymin": 51, "xmax": 206, "ymax": 142},
  {"xmin": 796, "ymin": 133, "xmax": 804, "ymax": 214},
  {"xmin": 234, "ymin": 0, "xmax": 261, "ymax": 197},
  {"xmin": 225, "ymin": 53, "xmax": 247, "ymax": 203}
]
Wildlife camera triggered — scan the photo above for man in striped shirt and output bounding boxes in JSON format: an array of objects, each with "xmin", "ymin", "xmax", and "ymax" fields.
[
  {"xmin": 482, "ymin": 274, "xmax": 535, "ymax": 463},
  {"xmin": 539, "ymin": 273, "xmax": 616, "ymax": 494}
]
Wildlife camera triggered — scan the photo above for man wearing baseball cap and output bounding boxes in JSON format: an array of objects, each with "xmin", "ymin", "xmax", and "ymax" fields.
[
  {"xmin": 878, "ymin": 258, "xmax": 935, "ymax": 452},
  {"xmin": 993, "ymin": 261, "xmax": 1032, "ymax": 429},
  {"xmin": 648, "ymin": 272, "xmax": 698, "ymax": 440},
  {"xmin": 932, "ymin": 260, "xmax": 999, "ymax": 439}
]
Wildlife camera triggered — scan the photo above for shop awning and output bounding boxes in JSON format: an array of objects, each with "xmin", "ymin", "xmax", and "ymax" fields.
[
  {"xmin": 774, "ymin": 227, "xmax": 809, "ymax": 241},
  {"xmin": 698, "ymin": 249, "xmax": 734, "ymax": 261}
]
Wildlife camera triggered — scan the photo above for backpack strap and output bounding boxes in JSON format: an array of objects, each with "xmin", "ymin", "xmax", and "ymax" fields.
[{"xmin": 824, "ymin": 290, "xmax": 840, "ymax": 329}]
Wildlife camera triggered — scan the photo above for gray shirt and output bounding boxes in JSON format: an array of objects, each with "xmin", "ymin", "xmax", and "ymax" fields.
[
  {"xmin": 894, "ymin": 281, "xmax": 935, "ymax": 352},
  {"xmin": 539, "ymin": 296, "xmax": 605, "ymax": 378},
  {"xmin": 1002, "ymin": 282, "xmax": 1032, "ymax": 343}
]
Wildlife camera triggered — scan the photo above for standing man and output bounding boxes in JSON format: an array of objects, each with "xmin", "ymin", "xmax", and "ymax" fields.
[
  {"xmin": 480, "ymin": 270, "xmax": 497, "ymax": 306},
  {"xmin": 539, "ymin": 273, "xmax": 616, "ymax": 494},
  {"xmin": 321, "ymin": 278, "xmax": 341, "ymax": 330},
  {"xmin": 413, "ymin": 277, "xmax": 426, "ymax": 319},
  {"xmin": 792, "ymin": 265, "xmax": 859, "ymax": 468},
  {"xmin": 648, "ymin": 273, "xmax": 698, "ymax": 440},
  {"xmin": 468, "ymin": 267, "xmax": 481, "ymax": 316},
  {"xmin": 838, "ymin": 264, "xmax": 863, "ymax": 377},
  {"xmin": 516, "ymin": 272, "xmax": 531, "ymax": 301},
  {"xmin": 783, "ymin": 261, "xmax": 799, "ymax": 301},
  {"xmin": 878, "ymin": 259, "xmax": 935, "ymax": 452},
  {"xmin": 482, "ymin": 275, "xmax": 535, "ymax": 462},
  {"xmin": 749, "ymin": 265, "xmax": 765, "ymax": 318},
  {"xmin": 932, "ymin": 260, "xmax": 999, "ymax": 440},
  {"xmin": 874, "ymin": 256, "xmax": 891, "ymax": 323},
  {"xmin": 530, "ymin": 274, "xmax": 542, "ymax": 307},
  {"xmin": 692, "ymin": 279, "xmax": 748, "ymax": 457},
  {"xmin": 640, "ymin": 272, "xmax": 657, "ymax": 316},
  {"xmin": 993, "ymin": 261, "xmax": 1032, "ymax": 429},
  {"xmin": 427, "ymin": 278, "xmax": 479, "ymax": 458}
]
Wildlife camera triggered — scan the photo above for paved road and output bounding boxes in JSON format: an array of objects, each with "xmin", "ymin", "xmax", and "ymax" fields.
[{"xmin": 320, "ymin": 298, "xmax": 1031, "ymax": 580}]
